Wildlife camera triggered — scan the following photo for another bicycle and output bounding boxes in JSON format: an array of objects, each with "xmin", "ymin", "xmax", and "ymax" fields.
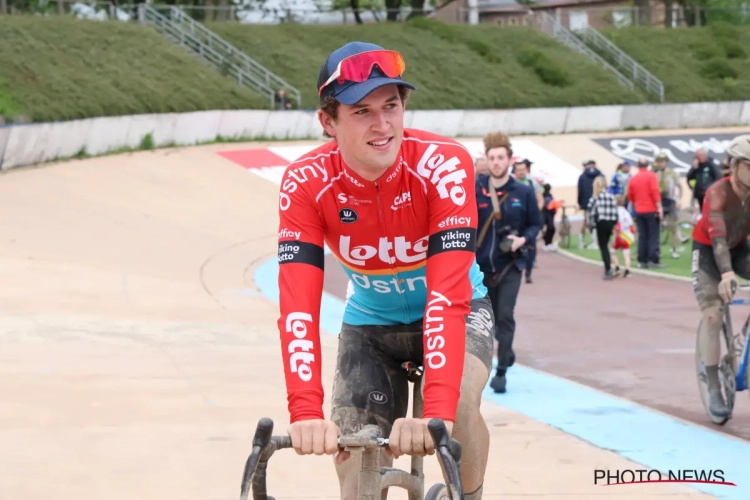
[
  {"xmin": 239, "ymin": 362, "xmax": 465, "ymax": 500},
  {"xmin": 695, "ymin": 282, "xmax": 750, "ymax": 425}
]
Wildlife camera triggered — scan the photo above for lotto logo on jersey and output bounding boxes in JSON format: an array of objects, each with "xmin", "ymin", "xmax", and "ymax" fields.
[
  {"xmin": 285, "ymin": 312, "xmax": 315, "ymax": 382},
  {"xmin": 350, "ymin": 273, "xmax": 426, "ymax": 294},
  {"xmin": 416, "ymin": 143, "xmax": 467, "ymax": 206},
  {"xmin": 339, "ymin": 235, "xmax": 428, "ymax": 266}
]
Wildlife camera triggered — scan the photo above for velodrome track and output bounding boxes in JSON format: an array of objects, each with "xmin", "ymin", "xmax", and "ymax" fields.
[{"xmin": 1, "ymin": 128, "xmax": 749, "ymax": 499}]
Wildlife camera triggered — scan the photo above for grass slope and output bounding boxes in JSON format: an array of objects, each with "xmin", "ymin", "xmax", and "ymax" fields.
[
  {"xmin": 0, "ymin": 16, "xmax": 266, "ymax": 123},
  {"xmin": 208, "ymin": 20, "xmax": 643, "ymax": 111},
  {"xmin": 602, "ymin": 23, "xmax": 750, "ymax": 103}
]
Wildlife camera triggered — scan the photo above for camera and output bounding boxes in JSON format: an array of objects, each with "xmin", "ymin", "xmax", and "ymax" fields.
[{"xmin": 497, "ymin": 225, "xmax": 527, "ymax": 257}]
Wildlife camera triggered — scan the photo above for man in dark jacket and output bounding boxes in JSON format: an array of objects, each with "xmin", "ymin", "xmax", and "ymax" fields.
[
  {"xmin": 475, "ymin": 132, "xmax": 541, "ymax": 394},
  {"xmin": 577, "ymin": 160, "xmax": 604, "ymax": 249},
  {"xmin": 687, "ymin": 148, "xmax": 723, "ymax": 210}
]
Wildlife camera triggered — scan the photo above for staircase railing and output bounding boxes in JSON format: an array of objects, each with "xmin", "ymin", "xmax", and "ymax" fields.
[
  {"xmin": 574, "ymin": 26, "xmax": 664, "ymax": 102},
  {"xmin": 138, "ymin": 4, "xmax": 301, "ymax": 109},
  {"xmin": 529, "ymin": 11, "xmax": 636, "ymax": 93}
]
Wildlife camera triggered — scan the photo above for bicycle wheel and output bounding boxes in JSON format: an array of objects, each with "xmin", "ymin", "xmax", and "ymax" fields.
[
  {"xmin": 695, "ymin": 317, "xmax": 735, "ymax": 425},
  {"xmin": 425, "ymin": 483, "xmax": 452, "ymax": 500}
]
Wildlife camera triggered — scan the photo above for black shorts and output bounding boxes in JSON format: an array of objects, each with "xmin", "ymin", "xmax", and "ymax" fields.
[
  {"xmin": 330, "ymin": 296, "xmax": 494, "ymax": 437},
  {"xmin": 691, "ymin": 240, "xmax": 750, "ymax": 311}
]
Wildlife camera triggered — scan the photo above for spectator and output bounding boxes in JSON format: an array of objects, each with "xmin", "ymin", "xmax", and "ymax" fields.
[
  {"xmin": 653, "ymin": 152, "xmax": 684, "ymax": 259},
  {"xmin": 610, "ymin": 194, "xmax": 635, "ymax": 278},
  {"xmin": 274, "ymin": 89, "xmax": 292, "ymax": 110},
  {"xmin": 686, "ymin": 148, "xmax": 722, "ymax": 210},
  {"xmin": 475, "ymin": 156, "xmax": 488, "ymax": 178},
  {"xmin": 512, "ymin": 158, "xmax": 543, "ymax": 284},
  {"xmin": 608, "ymin": 160, "xmax": 633, "ymax": 196},
  {"xmin": 587, "ymin": 175, "xmax": 619, "ymax": 280},
  {"xmin": 627, "ymin": 159, "xmax": 664, "ymax": 269},
  {"xmin": 475, "ymin": 131, "xmax": 541, "ymax": 394},
  {"xmin": 541, "ymin": 183, "xmax": 561, "ymax": 251},
  {"xmin": 577, "ymin": 159, "xmax": 604, "ymax": 250}
]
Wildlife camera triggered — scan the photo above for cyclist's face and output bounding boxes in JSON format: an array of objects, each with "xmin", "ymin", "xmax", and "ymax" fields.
[
  {"xmin": 321, "ymin": 85, "xmax": 405, "ymax": 174},
  {"xmin": 486, "ymin": 147, "xmax": 510, "ymax": 179}
]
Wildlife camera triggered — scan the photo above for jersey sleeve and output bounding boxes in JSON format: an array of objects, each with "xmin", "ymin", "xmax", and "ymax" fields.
[
  {"xmin": 704, "ymin": 183, "xmax": 732, "ymax": 274},
  {"xmin": 277, "ymin": 169, "xmax": 326, "ymax": 423},
  {"xmin": 419, "ymin": 142, "xmax": 478, "ymax": 423}
]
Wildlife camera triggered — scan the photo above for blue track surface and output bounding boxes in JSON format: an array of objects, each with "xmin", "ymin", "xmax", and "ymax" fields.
[{"xmin": 254, "ymin": 257, "xmax": 750, "ymax": 499}]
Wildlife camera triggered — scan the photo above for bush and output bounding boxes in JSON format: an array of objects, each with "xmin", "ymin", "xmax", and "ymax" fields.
[
  {"xmin": 516, "ymin": 48, "xmax": 571, "ymax": 87},
  {"xmin": 700, "ymin": 58, "xmax": 739, "ymax": 80},
  {"xmin": 407, "ymin": 17, "xmax": 501, "ymax": 64},
  {"xmin": 691, "ymin": 43, "xmax": 721, "ymax": 61},
  {"xmin": 722, "ymin": 40, "xmax": 746, "ymax": 59}
]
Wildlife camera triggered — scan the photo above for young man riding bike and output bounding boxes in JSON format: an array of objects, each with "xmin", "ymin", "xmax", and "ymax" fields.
[
  {"xmin": 275, "ymin": 42, "xmax": 493, "ymax": 499},
  {"xmin": 692, "ymin": 134, "xmax": 750, "ymax": 420}
]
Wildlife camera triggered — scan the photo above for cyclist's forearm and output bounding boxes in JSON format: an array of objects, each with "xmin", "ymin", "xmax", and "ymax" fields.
[{"xmin": 711, "ymin": 236, "xmax": 733, "ymax": 275}]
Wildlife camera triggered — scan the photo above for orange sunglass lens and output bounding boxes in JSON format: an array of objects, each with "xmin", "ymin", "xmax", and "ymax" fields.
[{"xmin": 338, "ymin": 51, "xmax": 405, "ymax": 82}]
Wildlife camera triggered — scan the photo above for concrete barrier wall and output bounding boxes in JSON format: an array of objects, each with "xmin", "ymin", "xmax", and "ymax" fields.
[{"xmin": 2, "ymin": 100, "xmax": 750, "ymax": 171}]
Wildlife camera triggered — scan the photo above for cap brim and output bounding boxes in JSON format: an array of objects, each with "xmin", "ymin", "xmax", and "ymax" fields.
[{"xmin": 335, "ymin": 77, "xmax": 417, "ymax": 105}]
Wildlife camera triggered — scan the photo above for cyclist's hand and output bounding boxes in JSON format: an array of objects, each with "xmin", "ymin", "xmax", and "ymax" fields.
[
  {"xmin": 388, "ymin": 418, "xmax": 454, "ymax": 459},
  {"xmin": 287, "ymin": 419, "xmax": 340, "ymax": 457},
  {"xmin": 719, "ymin": 272, "xmax": 739, "ymax": 304}
]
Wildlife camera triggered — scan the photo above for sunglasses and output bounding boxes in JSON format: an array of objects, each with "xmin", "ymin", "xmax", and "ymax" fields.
[{"xmin": 318, "ymin": 50, "xmax": 406, "ymax": 97}]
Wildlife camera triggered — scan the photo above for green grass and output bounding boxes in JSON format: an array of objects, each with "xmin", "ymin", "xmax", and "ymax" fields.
[
  {"xmin": 563, "ymin": 232, "xmax": 694, "ymax": 279},
  {"xmin": 207, "ymin": 19, "xmax": 644, "ymax": 110},
  {"xmin": 601, "ymin": 22, "xmax": 750, "ymax": 103},
  {"xmin": 4, "ymin": 15, "xmax": 750, "ymax": 123},
  {"xmin": 0, "ymin": 16, "xmax": 267, "ymax": 123}
]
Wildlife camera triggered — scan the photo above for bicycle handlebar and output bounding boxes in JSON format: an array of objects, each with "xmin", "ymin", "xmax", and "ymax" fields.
[{"xmin": 240, "ymin": 417, "xmax": 463, "ymax": 500}]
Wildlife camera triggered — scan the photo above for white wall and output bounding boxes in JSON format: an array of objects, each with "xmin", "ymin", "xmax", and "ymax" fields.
[{"xmin": 2, "ymin": 100, "xmax": 750, "ymax": 171}]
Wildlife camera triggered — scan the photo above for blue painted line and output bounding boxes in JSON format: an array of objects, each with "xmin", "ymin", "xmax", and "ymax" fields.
[{"xmin": 254, "ymin": 257, "xmax": 750, "ymax": 499}]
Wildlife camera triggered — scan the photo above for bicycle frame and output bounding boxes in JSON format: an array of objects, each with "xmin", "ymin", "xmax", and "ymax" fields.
[{"xmin": 239, "ymin": 363, "xmax": 464, "ymax": 500}]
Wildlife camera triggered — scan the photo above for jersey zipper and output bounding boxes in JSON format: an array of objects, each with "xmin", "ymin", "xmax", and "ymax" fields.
[{"xmin": 374, "ymin": 181, "xmax": 411, "ymax": 323}]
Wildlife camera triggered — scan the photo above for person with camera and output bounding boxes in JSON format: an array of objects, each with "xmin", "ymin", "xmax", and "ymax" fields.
[{"xmin": 475, "ymin": 132, "xmax": 542, "ymax": 394}]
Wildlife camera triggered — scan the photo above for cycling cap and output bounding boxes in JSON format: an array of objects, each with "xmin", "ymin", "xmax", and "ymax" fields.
[
  {"xmin": 726, "ymin": 134, "xmax": 750, "ymax": 161},
  {"xmin": 317, "ymin": 41, "xmax": 417, "ymax": 106}
]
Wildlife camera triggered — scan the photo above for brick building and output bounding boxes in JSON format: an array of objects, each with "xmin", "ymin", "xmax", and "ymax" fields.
[{"xmin": 429, "ymin": 0, "xmax": 674, "ymax": 30}]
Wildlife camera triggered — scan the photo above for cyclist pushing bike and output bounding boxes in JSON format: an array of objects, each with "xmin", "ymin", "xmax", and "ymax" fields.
[
  {"xmin": 275, "ymin": 42, "xmax": 493, "ymax": 499},
  {"xmin": 692, "ymin": 134, "xmax": 750, "ymax": 420}
]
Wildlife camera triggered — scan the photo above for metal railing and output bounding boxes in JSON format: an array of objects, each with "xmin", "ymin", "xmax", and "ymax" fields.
[
  {"xmin": 138, "ymin": 4, "xmax": 301, "ymax": 109},
  {"xmin": 530, "ymin": 11, "xmax": 636, "ymax": 92},
  {"xmin": 574, "ymin": 26, "xmax": 664, "ymax": 101}
]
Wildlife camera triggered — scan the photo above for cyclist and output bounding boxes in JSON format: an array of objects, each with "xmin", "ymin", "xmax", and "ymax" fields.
[
  {"xmin": 276, "ymin": 42, "xmax": 493, "ymax": 500},
  {"xmin": 691, "ymin": 134, "xmax": 750, "ymax": 419}
]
